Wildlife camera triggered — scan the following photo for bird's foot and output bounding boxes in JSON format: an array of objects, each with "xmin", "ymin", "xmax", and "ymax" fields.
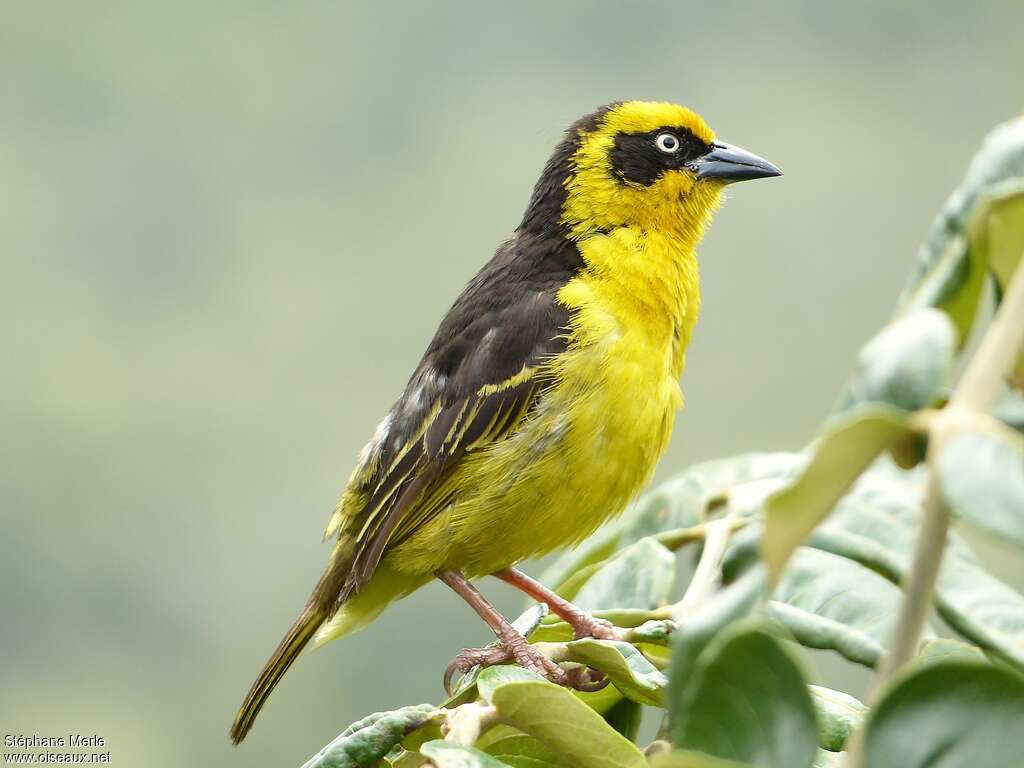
[
  {"xmin": 566, "ymin": 613, "xmax": 621, "ymax": 641},
  {"xmin": 491, "ymin": 568, "xmax": 624, "ymax": 641},
  {"xmin": 444, "ymin": 644, "xmax": 513, "ymax": 695},
  {"xmin": 443, "ymin": 625, "xmax": 608, "ymax": 695}
]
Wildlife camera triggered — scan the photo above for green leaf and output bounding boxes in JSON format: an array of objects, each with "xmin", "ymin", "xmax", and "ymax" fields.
[
  {"xmin": 898, "ymin": 116, "xmax": 1024, "ymax": 343},
  {"xmin": 476, "ymin": 728, "xmax": 570, "ymax": 768},
  {"xmin": 617, "ymin": 453, "xmax": 804, "ymax": 547},
  {"xmin": 547, "ymin": 559, "xmax": 607, "ymax": 604},
  {"xmin": 936, "ymin": 430, "xmax": 1024, "ymax": 548},
  {"xmin": 967, "ymin": 175, "xmax": 1024, "ymax": 385},
  {"xmin": 671, "ymin": 620, "xmax": 818, "ymax": 768},
  {"xmin": 541, "ymin": 453, "xmax": 798, "ymax": 613},
  {"xmin": 546, "ymin": 524, "xmax": 709, "ymax": 608},
  {"xmin": 900, "ymin": 226, "xmax": 986, "ymax": 345},
  {"xmin": 863, "ymin": 660, "xmax": 1024, "ymax": 768},
  {"xmin": 725, "ymin": 453, "xmax": 1021, "ymax": 673},
  {"xmin": 837, "ymin": 308, "xmax": 955, "ymax": 413},
  {"xmin": 565, "ymin": 639, "xmax": 668, "ymax": 706},
  {"xmin": 762, "ymin": 406, "xmax": 914, "ymax": 583},
  {"xmin": 915, "ymin": 637, "xmax": 987, "ymax": 667},
  {"xmin": 402, "ymin": 720, "xmax": 446, "ymax": 754},
  {"xmin": 649, "ymin": 752, "xmax": 752, "ymax": 768},
  {"xmin": 768, "ymin": 547, "xmax": 904, "ymax": 668},
  {"xmin": 302, "ymin": 704, "xmax": 438, "ymax": 768},
  {"xmin": 803, "ymin": 468, "xmax": 1024, "ymax": 668},
  {"xmin": 419, "ymin": 740, "xmax": 511, "ymax": 768},
  {"xmin": 970, "ymin": 180, "xmax": 1024, "ymax": 385},
  {"xmin": 571, "ymin": 538, "xmax": 676, "ymax": 611},
  {"xmin": 810, "ymin": 465, "xmax": 962, "ymax": 559},
  {"xmin": 384, "ymin": 750, "xmax": 427, "ymax": 768},
  {"xmin": 812, "ymin": 516, "xmax": 1024, "ymax": 670},
  {"xmin": 968, "ymin": 178, "xmax": 1024, "ymax": 309},
  {"xmin": 530, "ymin": 609, "xmax": 669, "ymax": 644},
  {"xmin": 476, "ymin": 665, "xmax": 547, "ymax": 705},
  {"xmin": 624, "ymin": 619, "xmax": 675, "ymax": 644},
  {"xmin": 808, "ymin": 685, "xmax": 866, "ymax": 752},
  {"xmin": 767, "ymin": 603, "xmax": 882, "ymax": 668},
  {"xmin": 481, "ymin": 733, "xmax": 570, "ymax": 768},
  {"xmin": 720, "ymin": 476, "xmax": 795, "ymax": 518},
  {"xmin": 602, "ymin": 698, "xmax": 643, "ymax": 742},
  {"xmin": 488, "ymin": 680, "xmax": 647, "ymax": 768},
  {"xmin": 934, "ymin": 551, "xmax": 1024, "ymax": 668},
  {"xmin": 539, "ymin": 525, "xmax": 623, "ymax": 599},
  {"xmin": 571, "ymin": 678, "xmax": 627, "ymax": 716},
  {"xmin": 669, "ymin": 567, "xmax": 766, "ymax": 690}
]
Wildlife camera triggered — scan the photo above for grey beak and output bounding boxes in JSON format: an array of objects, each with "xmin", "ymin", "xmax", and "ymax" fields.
[{"xmin": 688, "ymin": 141, "xmax": 782, "ymax": 183}]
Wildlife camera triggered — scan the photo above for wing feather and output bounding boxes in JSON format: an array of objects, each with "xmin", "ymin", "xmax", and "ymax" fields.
[{"xmin": 326, "ymin": 231, "xmax": 582, "ymax": 598}]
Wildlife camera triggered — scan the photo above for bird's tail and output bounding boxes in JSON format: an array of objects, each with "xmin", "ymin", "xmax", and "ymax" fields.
[
  {"xmin": 229, "ymin": 552, "xmax": 422, "ymax": 744},
  {"xmin": 229, "ymin": 602, "xmax": 326, "ymax": 745}
]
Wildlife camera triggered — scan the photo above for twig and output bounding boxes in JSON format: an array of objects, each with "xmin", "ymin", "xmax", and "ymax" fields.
[
  {"xmin": 846, "ymin": 258, "xmax": 1024, "ymax": 768},
  {"xmin": 443, "ymin": 702, "xmax": 498, "ymax": 746},
  {"xmin": 879, "ymin": 254, "xmax": 1024, "ymax": 681},
  {"xmin": 671, "ymin": 513, "xmax": 739, "ymax": 621},
  {"xmin": 655, "ymin": 517, "xmax": 748, "ymax": 552}
]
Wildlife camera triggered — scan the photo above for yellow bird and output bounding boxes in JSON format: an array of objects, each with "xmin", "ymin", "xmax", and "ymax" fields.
[{"xmin": 230, "ymin": 100, "xmax": 780, "ymax": 743}]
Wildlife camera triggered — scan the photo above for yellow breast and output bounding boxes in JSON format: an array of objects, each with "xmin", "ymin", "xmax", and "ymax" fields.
[
  {"xmin": 387, "ymin": 226, "xmax": 700, "ymax": 577},
  {"xmin": 548, "ymin": 225, "xmax": 701, "ymax": 520}
]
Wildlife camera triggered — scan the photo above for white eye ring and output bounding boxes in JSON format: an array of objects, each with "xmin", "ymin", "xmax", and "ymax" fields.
[{"xmin": 655, "ymin": 132, "xmax": 680, "ymax": 153}]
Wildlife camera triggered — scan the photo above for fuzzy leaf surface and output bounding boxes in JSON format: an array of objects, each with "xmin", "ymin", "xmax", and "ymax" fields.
[
  {"xmin": 489, "ymin": 680, "xmax": 646, "ymax": 768},
  {"xmin": 572, "ymin": 538, "xmax": 676, "ymax": 611},
  {"xmin": 762, "ymin": 406, "xmax": 913, "ymax": 582},
  {"xmin": 837, "ymin": 308, "xmax": 954, "ymax": 413},
  {"xmin": 301, "ymin": 704, "xmax": 437, "ymax": 768},
  {"xmin": 936, "ymin": 430, "xmax": 1024, "ymax": 548},
  {"xmin": 809, "ymin": 685, "xmax": 866, "ymax": 752},
  {"xmin": 671, "ymin": 621, "xmax": 817, "ymax": 768},
  {"xmin": 863, "ymin": 660, "xmax": 1024, "ymax": 768},
  {"xmin": 420, "ymin": 740, "xmax": 512, "ymax": 768},
  {"xmin": 565, "ymin": 639, "xmax": 668, "ymax": 706}
]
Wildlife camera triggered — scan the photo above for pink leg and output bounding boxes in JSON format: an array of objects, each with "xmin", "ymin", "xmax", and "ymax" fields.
[
  {"xmin": 494, "ymin": 567, "xmax": 619, "ymax": 640},
  {"xmin": 437, "ymin": 569, "xmax": 568, "ymax": 694}
]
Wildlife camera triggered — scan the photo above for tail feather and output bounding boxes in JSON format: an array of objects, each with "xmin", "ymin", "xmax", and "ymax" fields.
[{"xmin": 230, "ymin": 604, "xmax": 325, "ymax": 744}]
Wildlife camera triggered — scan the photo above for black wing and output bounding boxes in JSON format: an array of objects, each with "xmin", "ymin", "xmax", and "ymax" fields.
[{"xmin": 327, "ymin": 231, "xmax": 583, "ymax": 594}]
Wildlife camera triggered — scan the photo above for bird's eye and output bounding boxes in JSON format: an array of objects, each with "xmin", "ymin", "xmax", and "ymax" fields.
[{"xmin": 655, "ymin": 133, "xmax": 680, "ymax": 153}]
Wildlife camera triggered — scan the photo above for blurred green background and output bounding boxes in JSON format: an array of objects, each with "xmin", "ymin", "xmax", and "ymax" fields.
[{"xmin": 2, "ymin": 1, "xmax": 1022, "ymax": 765}]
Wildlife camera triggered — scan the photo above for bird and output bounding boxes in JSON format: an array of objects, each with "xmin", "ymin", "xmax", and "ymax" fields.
[{"xmin": 230, "ymin": 100, "xmax": 780, "ymax": 744}]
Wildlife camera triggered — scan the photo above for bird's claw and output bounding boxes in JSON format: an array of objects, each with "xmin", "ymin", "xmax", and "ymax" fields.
[
  {"xmin": 569, "ymin": 614, "xmax": 620, "ymax": 641},
  {"xmin": 443, "ymin": 629, "xmax": 611, "ymax": 695},
  {"xmin": 444, "ymin": 633, "xmax": 567, "ymax": 695},
  {"xmin": 564, "ymin": 665, "xmax": 610, "ymax": 692},
  {"xmin": 444, "ymin": 644, "xmax": 514, "ymax": 695}
]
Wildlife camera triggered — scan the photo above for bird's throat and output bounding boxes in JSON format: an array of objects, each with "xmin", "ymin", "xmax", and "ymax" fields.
[{"xmin": 558, "ymin": 225, "xmax": 702, "ymax": 379}]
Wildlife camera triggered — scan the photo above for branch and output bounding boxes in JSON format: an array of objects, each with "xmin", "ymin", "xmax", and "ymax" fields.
[
  {"xmin": 670, "ymin": 513, "xmax": 739, "ymax": 621},
  {"xmin": 655, "ymin": 517, "xmax": 747, "ymax": 552},
  {"xmin": 844, "ymin": 253, "xmax": 1024, "ymax": 768},
  {"xmin": 443, "ymin": 702, "xmax": 498, "ymax": 746},
  {"xmin": 879, "ymin": 254, "xmax": 1024, "ymax": 682}
]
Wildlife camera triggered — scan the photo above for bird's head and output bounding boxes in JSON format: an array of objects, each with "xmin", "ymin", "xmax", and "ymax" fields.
[{"xmin": 520, "ymin": 100, "xmax": 780, "ymax": 239}]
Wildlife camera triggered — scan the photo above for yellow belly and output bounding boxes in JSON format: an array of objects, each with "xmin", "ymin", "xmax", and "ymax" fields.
[
  {"xmin": 388, "ymin": 227, "xmax": 699, "ymax": 578},
  {"xmin": 387, "ymin": 352, "xmax": 678, "ymax": 577},
  {"xmin": 319, "ymin": 228, "xmax": 701, "ymax": 645}
]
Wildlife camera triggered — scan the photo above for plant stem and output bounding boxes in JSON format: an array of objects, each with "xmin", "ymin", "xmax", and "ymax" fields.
[
  {"xmin": 444, "ymin": 702, "xmax": 498, "ymax": 746},
  {"xmin": 671, "ymin": 514, "xmax": 738, "ymax": 621},
  {"xmin": 874, "ymin": 476, "xmax": 949, "ymax": 680},
  {"xmin": 879, "ymin": 254, "xmax": 1024, "ymax": 680},
  {"xmin": 846, "ymin": 254, "xmax": 1024, "ymax": 768},
  {"xmin": 654, "ymin": 517, "xmax": 747, "ymax": 551}
]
